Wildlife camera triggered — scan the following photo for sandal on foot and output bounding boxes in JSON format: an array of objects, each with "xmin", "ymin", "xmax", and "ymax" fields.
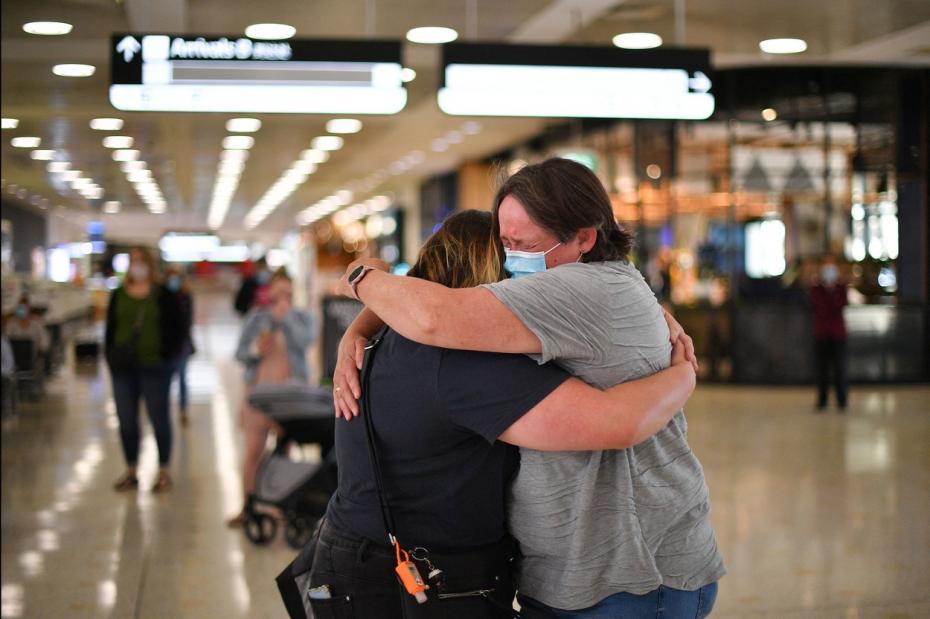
[
  {"xmin": 113, "ymin": 473, "xmax": 138, "ymax": 492},
  {"xmin": 151, "ymin": 471, "xmax": 173, "ymax": 493}
]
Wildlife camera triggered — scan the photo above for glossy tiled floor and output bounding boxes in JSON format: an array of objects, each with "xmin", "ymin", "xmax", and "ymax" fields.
[{"xmin": 2, "ymin": 293, "xmax": 929, "ymax": 618}]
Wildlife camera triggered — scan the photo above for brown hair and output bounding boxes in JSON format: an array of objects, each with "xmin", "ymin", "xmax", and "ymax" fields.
[
  {"xmin": 126, "ymin": 246, "xmax": 159, "ymax": 284},
  {"xmin": 270, "ymin": 267, "xmax": 292, "ymax": 283},
  {"xmin": 492, "ymin": 157, "xmax": 633, "ymax": 262},
  {"xmin": 407, "ymin": 210, "xmax": 507, "ymax": 288}
]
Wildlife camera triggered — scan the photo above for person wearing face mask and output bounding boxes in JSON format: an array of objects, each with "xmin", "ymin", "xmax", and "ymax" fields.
[
  {"xmin": 809, "ymin": 255, "xmax": 849, "ymax": 412},
  {"xmin": 228, "ymin": 268, "xmax": 316, "ymax": 527},
  {"xmin": 234, "ymin": 256, "xmax": 271, "ymax": 317},
  {"xmin": 333, "ymin": 158, "xmax": 722, "ymax": 618},
  {"xmin": 164, "ymin": 267, "xmax": 196, "ymax": 427},
  {"xmin": 5, "ymin": 295, "xmax": 50, "ymax": 359},
  {"xmin": 105, "ymin": 247, "xmax": 185, "ymax": 492}
]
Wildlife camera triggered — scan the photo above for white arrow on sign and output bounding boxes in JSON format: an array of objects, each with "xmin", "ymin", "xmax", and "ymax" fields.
[
  {"xmin": 689, "ymin": 71, "xmax": 712, "ymax": 94},
  {"xmin": 116, "ymin": 36, "xmax": 141, "ymax": 63}
]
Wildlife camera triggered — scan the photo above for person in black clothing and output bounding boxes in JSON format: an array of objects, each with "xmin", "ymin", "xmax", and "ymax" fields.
[
  {"xmin": 234, "ymin": 257, "xmax": 270, "ymax": 316},
  {"xmin": 165, "ymin": 267, "xmax": 195, "ymax": 426},
  {"xmin": 105, "ymin": 247, "xmax": 185, "ymax": 492},
  {"xmin": 810, "ymin": 255, "xmax": 849, "ymax": 411},
  {"xmin": 304, "ymin": 211, "xmax": 696, "ymax": 618}
]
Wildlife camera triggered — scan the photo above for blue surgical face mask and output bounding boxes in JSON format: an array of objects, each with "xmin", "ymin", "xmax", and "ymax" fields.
[
  {"xmin": 166, "ymin": 276, "xmax": 182, "ymax": 292},
  {"xmin": 821, "ymin": 264, "xmax": 839, "ymax": 285},
  {"xmin": 14, "ymin": 305, "xmax": 28, "ymax": 319},
  {"xmin": 504, "ymin": 243, "xmax": 561, "ymax": 279}
]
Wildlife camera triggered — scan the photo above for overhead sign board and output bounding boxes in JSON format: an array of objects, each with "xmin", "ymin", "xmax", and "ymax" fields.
[
  {"xmin": 110, "ymin": 34, "xmax": 407, "ymax": 114},
  {"xmin": 437, "ymin": 43, "xmax": 714, "ymax": 120}
]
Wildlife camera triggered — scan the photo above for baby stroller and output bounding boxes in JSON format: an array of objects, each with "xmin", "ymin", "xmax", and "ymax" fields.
[{"xmin": 245, "ymin": 383, "xmax": 338, "ymax": 549}]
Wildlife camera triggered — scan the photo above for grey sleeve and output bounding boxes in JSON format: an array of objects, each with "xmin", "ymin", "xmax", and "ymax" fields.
[
  {"xmin": 282, "ymin": 310, "xmax": 315, "ymax": 348},
  {"xmin": 482, "ymin": 266, "xmax": 603, "ymax": 365}
]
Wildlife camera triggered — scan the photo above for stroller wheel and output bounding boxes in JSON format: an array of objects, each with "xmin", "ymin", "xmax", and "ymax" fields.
[
  {"xmin": 284, "ymin": 517, "xmax": 316, "ymax": 550},
  {"xmin": 245, "ymin": 512, "xmax": 278, "ymax": 545}
]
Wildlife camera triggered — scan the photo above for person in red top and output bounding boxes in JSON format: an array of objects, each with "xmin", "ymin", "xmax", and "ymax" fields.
[{"xmin": 810, "ymin": 255, "xmax": 849, "ymax": 411}]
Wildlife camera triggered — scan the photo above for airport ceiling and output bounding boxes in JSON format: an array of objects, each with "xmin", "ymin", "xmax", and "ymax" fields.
[{"xmin": 2, "ymin": 0, "xmax": 929, "ymax": 244}]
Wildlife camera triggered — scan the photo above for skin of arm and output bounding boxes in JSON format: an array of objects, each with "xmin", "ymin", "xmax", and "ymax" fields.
[{"xmin": 499, "ymin": 352, "xmax": 696, "ymax": 451}]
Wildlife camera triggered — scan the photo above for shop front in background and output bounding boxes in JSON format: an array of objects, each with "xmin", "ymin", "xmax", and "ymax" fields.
[{"xmin": 493, "ymin": 66, "xmax": 929, "ymax": 384}]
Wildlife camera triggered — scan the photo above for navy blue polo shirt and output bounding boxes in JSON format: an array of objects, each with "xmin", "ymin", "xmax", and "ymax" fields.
[{"xmin": 326, "ymin": 330, "xmax": 570, "ymax": 549}]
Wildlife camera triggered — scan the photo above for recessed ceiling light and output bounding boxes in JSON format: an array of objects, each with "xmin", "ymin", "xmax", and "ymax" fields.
[
  {"xmin": 400, "ymin": 68, "xmax": 417, "ymax": 83},
  {"xmin": 30, "ymin": 150, "xmax": 56, "ymax": 160},
  {"xmin": 406, "ymin": 26, "xmax": 458, "ymax": 44},
  {"xmin": 1, "ymin": 118, "xmax": 19, "ymax": 129},
  {"xmin": 62, "ymin": 170, "xmax": 82, "ymax": 181},
  {"xmin": 311, "ymin": 136, "xmax": 344, "ymax": 151},
  {"xmin": 90, "ymin": 118, "xmax": 123, "ymax": 131},
  {"xmin": 761, "ymin": 108, "xmax": 778, "ymax": 121},
  {"xmin": 431, "ymin": 138, "xmax": 448, "ymax": 152},
  {"xmin": 612, "ymin": 32, "xmax": 663, "ymax": 49},
  {"xmin": 52, "ymin": 64, "xmax": 96, "ymax": 77},
  {"xmin": 225, "ymin": 118, "xmax": 262, "ymax": 133},
  {"xmin": 112, "ymin": 149, "xmax": 140, "ymax": 161},
  {"xmin": 326, "ymin": 119, "xmax": 363, "ymax": 134},
  {"xmin": 244, "ymin": 23, "xmax": 296, "ymax": 40},
  {"xmin": 445, "ymin": 130, "xmax": 463, "ymax": 144},
  {"xmin": 300, "ymin": 149, "xmax": 330, "ymax": 163},
  {"xmin": 103, "ymin": 201, "xmax": 120, "ymax": 214},
  {"xmin": 120, "ymin": 161, "xmax": 146, "ymax": 172},
  {"xmin": 292, "ymin": 160, "xmax": 318, "ymax": 174},
  {"xmin": 222, "ymin": 135, "xmax": 255, "ymax": 150},
  {"xmin": 759, "ymin": 38, "xmax": 807, "ymax": 54},
  {"xmin": 102, "ymin": 136, "xmax": 134, "ymax": 149},
  {"xmin": 11, "ymin": 137, "xmax": 41, "ymax": 148},
  {"xmin": 462, "ymin": 121, "xmax": 482, "ymax": 135},
  {"xmin": 47, "ymin": 162, "xmax": 70, "ymax": 173},
  {"xmin": 23, "ymin": 21, "xmax": 73, "ymax": 36}
]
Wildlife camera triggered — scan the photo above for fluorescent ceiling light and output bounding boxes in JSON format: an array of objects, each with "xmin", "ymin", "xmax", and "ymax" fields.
[
  {"xmin": 103, "ymin": 201, "xmax": 120, "ymax": 214},
  {"xmin": 292, "ymin": 160, "xmax": 318, "ymax": 174},
  {"xmin": 326, "ymin": 119, "xmax": 362, "ymax": 134},
  {"xmin": 221, "ymin": 149, "xmax": 250, "ymax": 162},
  {"xmin": 1, "ymin": 118, "xmax": 19, "ymax": 129},
  {"xmin": 52, "ymin": 64, "xmax": 96, "ymax": 77},
  {"xmin": 300, "ymin": 149, "xmax": 329, "ymax": 163},
  {"xmin": 400, "ymin": 68, "xmax": 417, "ymax": 83},
  {"xmin": 30, "ymin": 150, "xmax": 56, "ymax": 160},
  {"xmin": 62, "ymin": 171, "xmax": 81, "ymax": 181},
  {"xmin": 120, "ymin": 161, "xmax": 146, "ymax": 172},
  {"xmin": 311, "ymin": 136, "xmax": 343, "ymax": 151},
  {"xmin": 23, "ymin": 21, "xmax": 73, "ymax": 36},
  {"xmin": 102, "ymin": 136, "xmax": 134, "ymax": 149},
  {"xmin": 612, "ymin": 32, "xmax": 663, "ymax": 49},
  {"xmin": 127, "ymin": 171, "xmax": 152, "ymax": 183},
  {"xmin": 90, "ymin": 118, "xmax": 123, "ymax": 131},
  {"xmin": 47, "ymin": 162, "xmax": 70, "ymax": 173},
  {"xmin": 759, "ymin": 38, "xmax": 807, "ymax": 54},
  {"xmin": 244, "ymin": 23, "xmax": 296, "ymax": 40},
  {"xmin": 222, "ymin": 135, "xmax": 255, "ymax": 150},
  {"xmin": 406, "ymin": 26, "xmax": 458, "ymax": 44},
  {"xmin": 112, "ymin": 149, "xmax": 140, "ymax": 161},
  {"xmin": 11, "ymin": 137, "xmax": 41, "ymax": 148},
  {"xmin": 226, "ymin": 118, "xmax": 262, "ymax": 133}
]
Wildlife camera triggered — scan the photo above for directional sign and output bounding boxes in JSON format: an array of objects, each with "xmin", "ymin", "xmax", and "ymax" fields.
[
  {"xmin": 437, "ymin": 43, "xmax": 715, "ymax": 120},
  {"xmin": 109, "ymin": 34, "xmax": 407, "ymax": 114}
]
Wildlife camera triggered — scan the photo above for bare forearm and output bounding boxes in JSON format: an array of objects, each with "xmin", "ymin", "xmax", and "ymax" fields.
[
  {"xmin": 607, "ymin": 364, "xmax": 695, "ymax": 446},
  {"xmin": 345, "ymin": 307, "xmax": 384, "ymax": 341}
]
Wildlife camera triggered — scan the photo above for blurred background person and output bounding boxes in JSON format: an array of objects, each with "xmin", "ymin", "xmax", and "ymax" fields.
[
  {"xmin": 5, "ymin": 295, "xmax": 50, "ymax": 366},
  {"xmin": 105, "ymin": 247, "xmax": 185, "ymax": 492},
  {"xmin": 165, "ymin": 267, "xmax": 196, "ymax": 427},
  {"xmin": 810, "ymin": 255, "xmax": 849, "ymax": 412},
  {"xmin": 234, "ymin": 256, "xmax": 271, "ymax": 317},
  {"xmin": 228, "ymin": 268, "xmax": 316, "ymax": 526}
]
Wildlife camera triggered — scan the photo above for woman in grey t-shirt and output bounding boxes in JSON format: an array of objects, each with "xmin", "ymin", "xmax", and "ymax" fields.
[{"xmin": 334, "ymin": 158, "xmax": 724, "ymax": 618}]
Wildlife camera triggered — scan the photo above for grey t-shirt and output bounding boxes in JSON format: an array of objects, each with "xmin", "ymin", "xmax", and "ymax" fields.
[{"xmin": 484, "ymin": 261, "xmax": 725, "ymax": 609}]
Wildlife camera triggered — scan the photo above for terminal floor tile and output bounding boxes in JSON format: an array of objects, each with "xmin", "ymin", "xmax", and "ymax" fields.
[{"xmin": 2, "ymin": 292, "xmax": 928, "ymax": 618}]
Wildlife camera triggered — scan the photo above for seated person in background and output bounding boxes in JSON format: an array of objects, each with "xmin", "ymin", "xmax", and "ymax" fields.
[{"xmin": 5, "ymin": 296, "xmax": 50, "ymax": 361}]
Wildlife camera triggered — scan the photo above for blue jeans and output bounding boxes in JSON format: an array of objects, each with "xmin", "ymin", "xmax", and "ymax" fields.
[
  {"xmin": 172, "ymin": 354, "xmax": 190, "ymax": 411},
  {"xmin": 520, "ymin": 583, "xmax": 718, "ymax": 619},
  {"xmin": 111, "ymin": 365, "xmax": 173, "ymax": 467}
]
